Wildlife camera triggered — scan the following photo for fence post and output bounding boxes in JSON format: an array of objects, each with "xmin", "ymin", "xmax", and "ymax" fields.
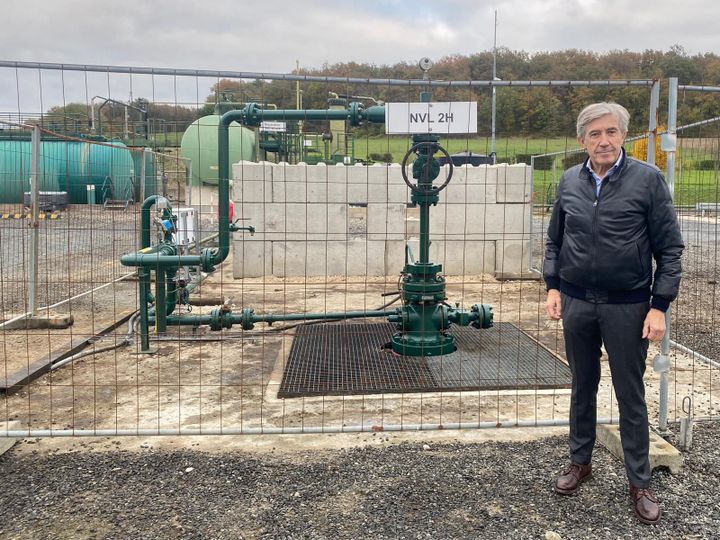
[
  {"xmin": 653, "ymin": 77, "xmax": 678, "ymax": 435},
  {"xmin": 646, "ymin": 80, "xmax": 660, "ymax": 166},
  {"xmin": 28, "ymin": 125, "xmax": 41, "ymax": 316}
]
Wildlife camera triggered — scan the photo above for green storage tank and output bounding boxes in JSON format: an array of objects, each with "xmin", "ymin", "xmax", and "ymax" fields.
[
  {"xmin": 0, "ymin": 137, "xmax": 135, "ymax": 204},
  {"xmin": 180, "ymin": 114, "xmax": 256, "ymax": 186}
]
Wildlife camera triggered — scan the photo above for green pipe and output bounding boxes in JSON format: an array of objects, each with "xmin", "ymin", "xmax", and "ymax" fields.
[
  {"xmin": 231, "ymin": 102, "xmax": 386, "ymax": 128},
  {"xmin": 156, "ymin": 269, "xmax": 167, "ymax": 333},
  {"xmin": 139, "ymin": 267, "xmax": 151, "ymax": 351},
  {"xmin": 157, "ymin": 308, "xmax": 398, "ymax": 331},
  {"xmin": 141, "ymin": 195, "xmax": 167, "ymax": 248}
]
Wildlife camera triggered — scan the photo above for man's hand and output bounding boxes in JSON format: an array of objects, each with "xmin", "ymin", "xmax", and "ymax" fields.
[
  {"xmin": 546, "ymin": 289, "xmax": 562, "ymax": 320},
  {"xmin": 642, "ymin": 308, "xmax": 666, "ymax": 342}
]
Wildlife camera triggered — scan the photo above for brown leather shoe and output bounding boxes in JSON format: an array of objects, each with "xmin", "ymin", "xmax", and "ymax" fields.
[
  {"xmin": 554, "ymin": 463, "xmax": 592, "ymax": 495},
  {"xmin": 630, "ymin": 485, "xmax": 661, "ymax": 524}
]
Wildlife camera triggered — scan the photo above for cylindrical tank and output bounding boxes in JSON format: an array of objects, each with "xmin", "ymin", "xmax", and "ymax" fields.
[
  {"xmin": 180, "ymin": 115, "xmax": 256, "ymax": 186},
  {"xmin": 0, "ymin": 137, "xmax": 135, "ymax": 204}
]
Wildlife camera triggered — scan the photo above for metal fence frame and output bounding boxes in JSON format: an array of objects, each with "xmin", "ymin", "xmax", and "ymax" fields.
[{"xmin": 4, "ymin": 61, "xmax": 711, "ymax": 438}]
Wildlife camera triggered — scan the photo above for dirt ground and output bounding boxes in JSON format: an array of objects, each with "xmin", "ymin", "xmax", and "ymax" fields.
[{"xmin": 1, "ymin": 253, "xmax": 717, "ymax": 436}]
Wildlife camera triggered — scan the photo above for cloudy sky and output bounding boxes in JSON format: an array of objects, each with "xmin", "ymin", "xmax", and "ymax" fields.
[{"xmin": 1, "ymin": 0, "xmax": 719, "ymax": 111}]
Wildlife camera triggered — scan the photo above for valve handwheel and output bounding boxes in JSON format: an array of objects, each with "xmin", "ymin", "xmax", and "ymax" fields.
[{"xmin": 400, "ymin": 141, "xmax": 454, "ymax": 194}]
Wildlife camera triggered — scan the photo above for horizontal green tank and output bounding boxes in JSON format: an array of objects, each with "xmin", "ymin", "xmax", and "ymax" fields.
[
  {"xmin": 0, "ymin": 137, "xmax": 135, "ymax": 204},
  {"xmin": 180, "ymin": 114, "xmax": 256, "ymax": 186}
]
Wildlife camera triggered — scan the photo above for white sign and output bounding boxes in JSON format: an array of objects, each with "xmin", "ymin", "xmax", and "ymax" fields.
[
  {"xmin": 260, "ymin": 121, "xmax": 287, "ymax": 133},
  {"xmin": 385, "ymin": 101, "xmax": 477, "ymax": 135}
]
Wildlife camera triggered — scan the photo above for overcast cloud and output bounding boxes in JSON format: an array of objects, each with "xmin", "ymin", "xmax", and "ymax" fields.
[{"xmin": 1, "ymin": 0, "xmax": 719, "ymax": 110}]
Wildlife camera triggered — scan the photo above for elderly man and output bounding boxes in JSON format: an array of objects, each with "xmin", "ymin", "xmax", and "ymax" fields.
[{"xmin": 544, "ymin": 102, "xmax": 683, "ymax": 524}]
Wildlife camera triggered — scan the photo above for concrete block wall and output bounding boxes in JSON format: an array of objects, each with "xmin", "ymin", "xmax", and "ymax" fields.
[{"xmin": 231, "ymin": 161, "xmax": 532, "ymax": 279}]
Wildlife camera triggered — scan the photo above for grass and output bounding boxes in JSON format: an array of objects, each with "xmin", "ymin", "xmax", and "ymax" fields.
[{"xmin": 354, "ymin": 135, "xmax": 582, "ymax": 163}]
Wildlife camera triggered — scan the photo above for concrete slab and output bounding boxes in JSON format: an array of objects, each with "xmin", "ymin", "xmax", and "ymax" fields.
[
  {"xmin": 597, "ymin": 424, "xmax": 683, "ymax": 474},
  {"xmin": 0, "ymin": 438, "xmax": 17, "ymax": 456}
]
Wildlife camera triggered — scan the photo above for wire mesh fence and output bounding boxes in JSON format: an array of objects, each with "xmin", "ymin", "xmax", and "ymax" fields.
[
  {"xmin": 0, "ymin": 62, "xmax": 716, "ymax": 437},
  {"xmin": 667, "ymin": 84, "xmax": 720, "ymax": 423}
]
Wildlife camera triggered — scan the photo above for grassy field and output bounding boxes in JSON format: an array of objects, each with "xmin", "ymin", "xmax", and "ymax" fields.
[{"xmin": 354, "ymin": 135, "xmax": 583, "ymax": 164}]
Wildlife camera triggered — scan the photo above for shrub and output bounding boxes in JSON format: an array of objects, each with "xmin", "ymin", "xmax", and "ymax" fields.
[
  {"xmin": 695, "ymin": 159, "xmax": 718, "ymax": 171},
  {"xmin": 369, "ymin": 152, "xmax": 393, "ymax": 163},
  {"xmin": 632, "ymin": 127, "xmax": 668, "ymax": 170},
  {"xmin": 561, "ymin": 153, "xmax": 587, "ymax": 169},
  {"xmin": 517, "ymin": 153, "xmax": 555, "ymax": 170}
]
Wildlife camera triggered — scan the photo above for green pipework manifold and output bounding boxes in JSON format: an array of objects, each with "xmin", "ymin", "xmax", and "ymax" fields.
[{"xmin": 121, "ymin": 98, "xmax": 493, "ymax": 357}]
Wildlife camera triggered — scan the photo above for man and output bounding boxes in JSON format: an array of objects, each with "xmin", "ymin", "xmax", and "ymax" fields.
[{"xmin": 543, "ymin": 102, "xmax": 683, "ymax": 525}]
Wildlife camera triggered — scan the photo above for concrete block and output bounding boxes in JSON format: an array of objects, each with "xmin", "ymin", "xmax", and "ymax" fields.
[
  {"xmin": 367, "ymin": 203, "xmax": 405, "ymax": 239},
  {"xmin": 597, "ymin": 424, "xmax": 683, "ymax": 474},
  {"xmin": 235, "ymin": 180, "xmax": 267, "ymax": 203},
  {"xmin": 482, "ymin": 203, "xmax": 531, "ymax": 239},
  {"xmin": 497, "ymin": 164, "xmax": 532, "ymax": 203},
  {"xmin": 0, "ymin": 438, "xmax": 16, "ymax": 457},
  {"xmin": 387, "ymin": 163, "xmax": 406, "ymax": 185},
  {"xmin": 280, "ymin": 163, "xmax": 308, "ymax": 184},
  {"xmin": 272, "ymin": 240, "xmax": 341, "ymax": 277},
  {"xmin": 494, "ymin": 239, "xmax": 533, "ymax": 279},
  {"xmin": 368, "ymin": 184, "xmax": 408, "ymax": 204},
  {"xmin": 366, "ymin": 164, "xmax": 389, "ymax": 185},
  {"xmin": 232, "ymin": 240, "xmax": 271, "ymax": 278},
  {"xmin": 305, "ymin": 163, "xmax": 328, "ymax": 182},
  {"xmin": 429, "ymin": 240, "xmax": 496, "ymax": 275},
  {"xmin": 233, "ymin": 161, "xmax": 268, "ymax": 182}
]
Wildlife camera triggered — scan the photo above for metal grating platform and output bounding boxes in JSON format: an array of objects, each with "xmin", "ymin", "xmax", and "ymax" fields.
[{"xmin": 278, "ymin": 322, "xmax": 571, "ymax": 398}]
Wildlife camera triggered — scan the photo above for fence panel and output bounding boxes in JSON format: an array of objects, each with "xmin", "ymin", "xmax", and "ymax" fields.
[
  {"xmin": 0, "ymin": 62, "xmax": 676, "ymax": 437},
  {"xmin": 668, "ymin": 83, "xmax": 720, "ymax": 424}
]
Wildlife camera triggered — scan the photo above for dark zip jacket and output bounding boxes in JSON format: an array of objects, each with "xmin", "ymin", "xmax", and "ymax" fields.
[{"xmin": 543, "ymin": 150, "xmax": 684, "ymax": 312}]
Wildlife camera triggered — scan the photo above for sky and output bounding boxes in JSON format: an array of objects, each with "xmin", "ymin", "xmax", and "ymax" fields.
[{"xmin": 1, "ymin": 0, "xmax": 719, "ymax": 111}]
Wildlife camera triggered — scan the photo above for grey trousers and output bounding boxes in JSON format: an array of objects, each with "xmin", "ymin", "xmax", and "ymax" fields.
[{"xmin": 561, "ymin": 293, "xmax": 651, "ymax": 488}]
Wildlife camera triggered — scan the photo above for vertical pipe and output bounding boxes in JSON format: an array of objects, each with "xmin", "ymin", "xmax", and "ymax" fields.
[
  {"xmin": 656, "ymin": 77, "xmax": 678, "ymax": 434},
  {"xmin": 28, "ymin": 125, "xmax": 41, "ymax": 316},
  {"xmin": 647, "ymin": 80, "xmax": 660, "ymax": 166},
  {"xmin": 216, "ymin": 114, "xmax": 232, "ymax": 264},
  {"xmin": 155, "ymin": 268, "xmax": 167, "ymax": 333},
  {"xmin": 139, "ymin": 268, "xmax": 151, "ymax": 352},
  {"xmin": 419, "ymin": 203, "xmax": 430, "ymax": 263}
]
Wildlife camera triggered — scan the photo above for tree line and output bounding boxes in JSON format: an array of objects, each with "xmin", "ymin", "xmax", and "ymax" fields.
[{"xmin": 46, "ymin": 47, "xmax": 720, "ymax": 138}]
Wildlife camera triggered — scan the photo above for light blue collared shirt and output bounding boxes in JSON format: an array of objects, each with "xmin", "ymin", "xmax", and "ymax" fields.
[{"xmin": 585, "ymin": 149, "xmax": 624, "ymax": 197}]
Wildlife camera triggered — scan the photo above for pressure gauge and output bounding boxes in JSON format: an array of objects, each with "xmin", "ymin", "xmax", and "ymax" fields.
[{"xmin": 418, "ymin": 57, "xmax": 433, "ymax": 72}]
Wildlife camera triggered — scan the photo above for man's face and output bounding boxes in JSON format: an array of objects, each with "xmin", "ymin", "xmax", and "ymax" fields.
[{"xmin": 577, "ymin": 114, "xmax": 626, "ymax": 174}]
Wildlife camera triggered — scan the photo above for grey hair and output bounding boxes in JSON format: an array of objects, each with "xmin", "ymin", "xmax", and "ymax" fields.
[{"xmin": 576, "ymin": 102, "xmax": 630, "ymax": 138}]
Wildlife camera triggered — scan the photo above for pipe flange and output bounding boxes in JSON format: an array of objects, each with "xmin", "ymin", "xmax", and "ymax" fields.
[
  {"xmin": 240, "ymin": 308, "xmax": 255, "ymax": 330},
  {"xmin": 200, "ymin": 249, "xmax": 216, "ymax": 273}
]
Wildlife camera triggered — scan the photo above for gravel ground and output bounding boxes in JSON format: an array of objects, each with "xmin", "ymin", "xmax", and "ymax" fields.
[{"xmin": 0, "ymin": 422, "xmax": 718, "ymax": 539}]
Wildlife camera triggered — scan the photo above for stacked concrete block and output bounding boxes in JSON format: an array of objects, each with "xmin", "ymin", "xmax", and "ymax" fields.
[{"xmin": 231, "ymin": 162, "xmax": 533, "ymax": 279}]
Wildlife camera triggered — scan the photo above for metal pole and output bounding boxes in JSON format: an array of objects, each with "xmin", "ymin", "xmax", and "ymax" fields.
[
  {"xmin": 654, "ymin": 77, "xmax": 678, "ymax": 435},
  {"xmin": 0, "ymin": 61, "xmax": 656, "ymax": 88},
  {"xmin": 140, "ymin": 148, "xmax": 147, "ymax": 206},
  {"xmin": 28, "ymin": 125, "xmax": 41, "ymax": 316},
  {"xmin": 491, "ymin": 10, "xmax": 498, "ymax": 160},
  {"xmin": 647, "ymin": 80, "xmax": 660, "ymax": 166}
]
